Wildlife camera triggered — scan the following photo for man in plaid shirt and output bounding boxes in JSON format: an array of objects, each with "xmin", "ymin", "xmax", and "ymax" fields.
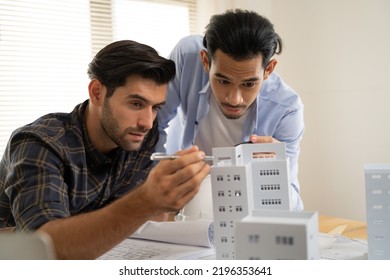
[{"xmin": 0, "ymin": 40, "xmax": 210, "ymax": 259}]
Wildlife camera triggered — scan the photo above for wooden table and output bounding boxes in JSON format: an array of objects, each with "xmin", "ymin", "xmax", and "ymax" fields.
[{"xmin": 319, "ymin": 215, "xmax": 367, "ymax": 240}]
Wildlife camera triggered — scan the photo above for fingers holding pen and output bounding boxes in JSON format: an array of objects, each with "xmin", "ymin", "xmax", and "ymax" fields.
[
  {"xmin": 165, "ymin": 153, "xmax": 210, "ymax": 188},
  {"xmin": 172, "ymin": 158, "xmax": 210, "ymax": 196},
  {"xmin": 156, "ymin": 146, "xmax": 209, "ymax": 176},
  {"xmin": 159, "ymin": 162, "xmax": 210, "ymax": 210},
  {"xmin": 148, "ymin": 146, "xmax": 211, "ymax": 209}
]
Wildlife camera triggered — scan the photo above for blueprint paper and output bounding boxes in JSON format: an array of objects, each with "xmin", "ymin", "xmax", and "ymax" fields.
[
  {"xmin": 319, "ymin": 233, "xmax": 368, "ymax": 260},
  {"xmin": 97, "ymin": 238, "xmax": 215, "ymax": 260}
]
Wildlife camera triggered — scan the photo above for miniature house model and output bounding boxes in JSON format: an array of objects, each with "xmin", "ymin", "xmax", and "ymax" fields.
[
  {"xmin": 235, "ymin": 209, "xmax": 319, "ymax": 260},
  {"xmin": 364, "ymin": 163, "xmax": 390, "ymax": 260},
  {"xmin": 210, "ymin": 143, "xmax": 293, "ymax": 259}
]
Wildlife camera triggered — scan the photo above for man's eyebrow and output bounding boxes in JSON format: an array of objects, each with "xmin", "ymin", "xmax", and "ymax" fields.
[
  {"xmin": 127, "ymin": 94, "xmax": 165, "ymax": 106},
  {"xmin": 215, "ymin": 73, "xmax": 230, "ymax": 80},
  {"xmin": 242, "ymin": 77, "xmax": 260, "ymax": 82},
  {"xmin": 155, "ymin": 101, "xmax": 166, "ymax": 107},
  {"xmin": 215, "ymin": 73, "xmax": 260, "ymax": 82}
]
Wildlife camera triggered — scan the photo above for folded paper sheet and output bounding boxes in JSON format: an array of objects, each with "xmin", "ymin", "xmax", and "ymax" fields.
[{"xmin": 130, "ymin": 219, "xmax": 214, "ymax": 248}]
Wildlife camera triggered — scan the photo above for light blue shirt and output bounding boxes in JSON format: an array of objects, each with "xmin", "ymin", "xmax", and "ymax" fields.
[{"xmin": 157, "ymin": 35, "xmax": 304, "ymax": 211}]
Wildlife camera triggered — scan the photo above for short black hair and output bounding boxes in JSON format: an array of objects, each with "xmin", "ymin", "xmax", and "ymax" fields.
[
  {"xmin": 203, "ymin": 9, "xmax": 282, "ymax": 68},
  {"xmin": 87, "ymin": 40, "xmax": 176, "ymax": 97}
]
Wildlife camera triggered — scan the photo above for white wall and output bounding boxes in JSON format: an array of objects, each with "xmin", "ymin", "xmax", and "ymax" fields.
[
  {"xmin": 197, "ymin": 0, "xmax": 390, "ymax": 221},
  {"xmin": 195, "ymin": 0, "xmax": 272, "ymax": 32}
]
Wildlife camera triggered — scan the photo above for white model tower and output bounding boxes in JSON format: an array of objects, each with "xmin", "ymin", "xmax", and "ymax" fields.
[
  {"xmin": 364, "ymin": 163, "xmax": 390, "ymax": 259},
  {"xmin": 235, "ymin": 209, "xmax": 319, "ymax": 260},
  {"xmin": 211, "ymin": 143, "xmax": 292, "ymax": 259}
]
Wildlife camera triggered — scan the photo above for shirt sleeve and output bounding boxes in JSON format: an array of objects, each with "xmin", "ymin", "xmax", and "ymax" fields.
[
  {"xmin": 156, "ymin": 38, "xmax": 185, "ymax": 153},
  {"xmin": 5, "ymin": 132, "xmax": 71, "ymax": 231},
  {"xmin": 156, "ymin": 35, "xmax": 205, "ymax": 154},
  {"xmin": 274, "ymin": 99, "xmax": 305, "ymax": 211},
  {"xmin": 258, "ymin": 73, "xmax": 305, "ymax": 211}
]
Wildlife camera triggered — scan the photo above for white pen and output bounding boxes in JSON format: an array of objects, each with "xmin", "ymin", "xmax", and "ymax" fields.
[{"xmin": 150, "ymin": 152, "xmax": 214, "ymax": 161}]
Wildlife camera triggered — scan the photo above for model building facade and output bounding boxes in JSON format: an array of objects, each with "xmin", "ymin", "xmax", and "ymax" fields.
[
  {"xmin": 211, "ymin": 143, "xmax": 292, "ymax": 259},
  {"xmin": 235, "ymin": 209, "xmax": 319, "ymax": 260},
  {"xmin": 365, "ymin": 163, "xmax": 390, "ymax": 259}
]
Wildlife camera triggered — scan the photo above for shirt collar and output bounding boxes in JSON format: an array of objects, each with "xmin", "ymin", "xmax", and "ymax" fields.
[
  {"xmin": 74, "ymin": 100, "xmax": 111, "ymax": 169},
  {"xmin": 199, "ymin": 81, "xmax": 211, "ymax": 95}
]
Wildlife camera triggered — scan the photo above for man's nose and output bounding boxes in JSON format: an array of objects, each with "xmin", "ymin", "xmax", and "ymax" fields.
[
  {"xmin": 138, "ymin": 108, "xmax": 155, "ymax": 130},
  {"xmin": 225, "ymin": 88, "xmax": 243, "ymax": 105}
]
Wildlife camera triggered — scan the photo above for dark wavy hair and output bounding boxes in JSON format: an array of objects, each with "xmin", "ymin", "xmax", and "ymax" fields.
[
  {"xmin": 203, "ymin": 9, "xmax": 282, "ymax": 68},
  {"xmin": 87, "ymin": 40, "xmax": 176, "ymax": 97}
]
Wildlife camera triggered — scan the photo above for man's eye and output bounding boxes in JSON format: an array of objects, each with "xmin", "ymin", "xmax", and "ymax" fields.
[
  {"xmin": 131, "ymin": 102, "xmax": 143, "ymax": 109},
  {"xmin": 242, "ymin": 82, "xmax": 256, "ymax": 88},
  {"xmin": 217, "ymin": 79, "xmax": 230, "ymax": 85}
]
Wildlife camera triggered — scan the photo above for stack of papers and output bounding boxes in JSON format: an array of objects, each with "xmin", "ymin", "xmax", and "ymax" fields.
[
  {"xmin": 98, "ymin": 219, "xmax": 215, "ymax": 260},
  {"xmin": 130, "ymin": 219, "xmax": 214, "ymax": 248}
]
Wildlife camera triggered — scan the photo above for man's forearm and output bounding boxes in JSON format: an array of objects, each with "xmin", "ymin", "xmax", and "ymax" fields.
[{"xmin": 38, "ymin": 188, "xmax": 158, "ymax": 259}]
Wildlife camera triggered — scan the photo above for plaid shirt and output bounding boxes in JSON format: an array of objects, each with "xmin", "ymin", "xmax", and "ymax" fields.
[{"xmin": 0, "ymin": 100, "xmax": 158, "ymax": 231}]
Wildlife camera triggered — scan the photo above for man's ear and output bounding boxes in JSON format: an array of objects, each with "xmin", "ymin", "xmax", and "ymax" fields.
[
  {"xmin": 200, "ymin": 50, "xmax": 210, "ymax": 72},
  {"xmin": 264, "ymin": 59, "xmax": 278, "ymax": 80},
  {"xmin": 88, "ymin": 79, "xmax": 104, "ymax": 105}
]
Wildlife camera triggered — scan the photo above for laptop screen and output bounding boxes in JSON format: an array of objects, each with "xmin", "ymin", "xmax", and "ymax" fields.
[{"xmin": 0, "ymin": 232, "xmax": 56, "ymax": 260}]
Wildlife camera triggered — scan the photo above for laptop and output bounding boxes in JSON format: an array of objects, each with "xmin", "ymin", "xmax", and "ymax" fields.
[{"xmin": 0, "ymin": 232, "xmax": 56, "ymax": 260}]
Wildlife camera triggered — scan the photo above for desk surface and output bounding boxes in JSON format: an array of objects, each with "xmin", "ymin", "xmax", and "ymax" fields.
[
  {"xmin": 319, "ymin": 215, "xmax": 367, "ymax": 240},
  {"xmin": 97, "ymin": 215, "xmax": 368, "ymax": 260}
]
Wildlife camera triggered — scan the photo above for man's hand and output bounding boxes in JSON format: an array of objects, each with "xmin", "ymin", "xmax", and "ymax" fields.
[
  {"xmin": 248, "ymin": 134, "xmax": 280, "ymax": 158},
  {"xmin": 249, "ymin": 134, "xmax": 280, "ymax": 143},
  {"xmin": 140, "ymin": 146, "xmax": 211, "ymax": 213}
]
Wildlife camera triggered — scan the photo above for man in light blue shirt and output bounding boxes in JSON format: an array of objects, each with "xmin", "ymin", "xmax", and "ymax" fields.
[{"xmin": 157, "ymin": 9, "xmax": 304, "ymax": 211}]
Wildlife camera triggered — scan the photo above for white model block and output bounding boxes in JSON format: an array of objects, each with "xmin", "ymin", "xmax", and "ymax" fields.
[
  {"xmin": 250, "ymin": 159, "xmax": 292, "ymax": 210},
  {"xmin": 364, "ymin": 163, "xmax": 390, "ymax": 259},
  {"xmin": 211, "ymin": 143, "xmax": 292, "ymax": 259},
  {"xmin": 233, "ymin": 143, "xmax": 292, "ymax": 210},
  {"xmin": 211, "ymin": 164, "xmax": 254, "ymax": 259},
  {"xmin": 235, "ymin": 210, "xmax": 319, "ymax": 260}
]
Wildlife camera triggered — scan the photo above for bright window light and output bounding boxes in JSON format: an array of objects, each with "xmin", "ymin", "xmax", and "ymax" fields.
[{"xmin": 112, "ymin": 0, "xmax": 190, "ymax": 57}]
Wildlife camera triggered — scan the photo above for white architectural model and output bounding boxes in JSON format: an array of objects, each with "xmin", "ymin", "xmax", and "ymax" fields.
[
  {"xmin": 210, "ymin": 143, "xmax": 293, "ymax": 259},
  {"xmin": 235, "ymin": 209, "xmax": 319, "ymax": 260},
  {"xmin": 364, "ymin": 163, "xmax": 390, "ymax": 259}
]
